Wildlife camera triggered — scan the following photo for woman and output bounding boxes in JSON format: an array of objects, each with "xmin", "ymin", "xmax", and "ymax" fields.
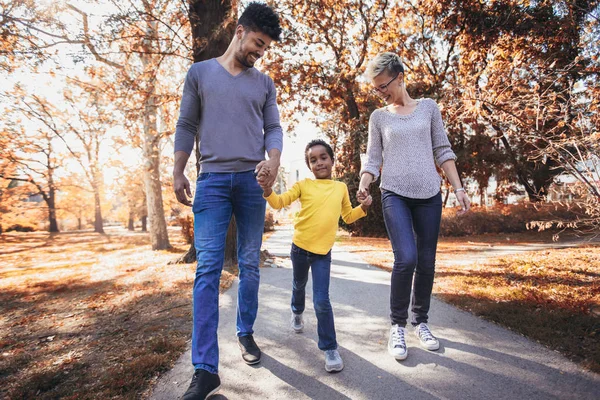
[{"xmin": 358, "ymin": 52, "xmax": 470, "ymax": 361}]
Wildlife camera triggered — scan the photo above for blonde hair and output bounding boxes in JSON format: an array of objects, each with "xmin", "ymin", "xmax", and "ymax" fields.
[{"xmin": 365, "ymin": 52, "xmax": 404, "ymax": 81}]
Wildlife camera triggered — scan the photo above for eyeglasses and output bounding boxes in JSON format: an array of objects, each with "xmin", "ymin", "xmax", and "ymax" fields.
[{"xmin": 371, "ymin": 73, "xmax": 399, "ymax": 95}]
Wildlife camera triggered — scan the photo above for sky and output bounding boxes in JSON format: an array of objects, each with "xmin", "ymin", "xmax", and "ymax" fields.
[
  {"xmin": 0, "ymin": 6, "xmax": 325, "ymax": 200},
  {"xmin": 2, "ymin": 0, "xmax": 379, "ymax": 206}
]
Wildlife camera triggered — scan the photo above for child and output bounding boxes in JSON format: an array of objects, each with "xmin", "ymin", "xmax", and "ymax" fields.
[{"xmin": 258, "ymin": 139, "xmax": 372, "ymax": 372}]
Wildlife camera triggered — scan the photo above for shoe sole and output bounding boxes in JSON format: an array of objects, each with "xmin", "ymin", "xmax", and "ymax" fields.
[
  {"xmin": 325, "ymin": 364, "xmax": 344, "ymax": 372},
  {"xmin": 419, "ymin": 341, "xmax": 439, "ymax": 351},
  {"xmin": 205, "ymin": 384, "xmax": 221, "ymax": 399},
  {"xmin": 238, "ymin": 340, "xmax": 261, "ymax": 365},
  {"xmin": 388, "ymin": 348, "xmax": 408, "ymax": 360},
  {"xmin": 242, "ymin": 357, "xmax": 261, "ymax": 365},
  {"xmin": 416, "ymin": 331, "xmax": 440, "ymax": 351},
  {"xmin": 388, "ymin": 342, "xmax": 408, "ymax": 360}
]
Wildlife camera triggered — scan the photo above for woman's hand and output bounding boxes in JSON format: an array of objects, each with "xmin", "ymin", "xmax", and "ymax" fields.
[
  {"xmin": 358, "ymin": 172, "xmax": 374, "ymax": 202},
  {"xmin": 455, "ymin": 190, "xmax": 471, "ymax": 214}
]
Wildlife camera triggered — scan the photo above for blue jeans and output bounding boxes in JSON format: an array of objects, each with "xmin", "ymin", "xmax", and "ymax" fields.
[
  {"xmin": 290, "ymin": 243, "xmax": 337, "ymax": 351},
  {"xmin": 381, "ymin": 190, "xmax": 442, "ymax": 327},
  {"xmin": 191, "ymin": 171, "xmax": 266, "ymax": 374}
]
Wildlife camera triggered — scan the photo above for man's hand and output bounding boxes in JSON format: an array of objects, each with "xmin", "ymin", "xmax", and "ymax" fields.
[
  {"xmin": 255, "ymin": 158, "xmax": 280, "ymax": 188},
  {"xmin": 173, "ymin": 151, "xmax": 192, "ymax": 206},
  {"xmin": 174, "ymin": 172, "xmax": 192, "ymax": 206}
]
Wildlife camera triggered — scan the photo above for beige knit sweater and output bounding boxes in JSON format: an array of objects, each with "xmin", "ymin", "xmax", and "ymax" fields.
[{"xmin": 360, "ymin": 98, "xmax": 456, "ymax": 199}]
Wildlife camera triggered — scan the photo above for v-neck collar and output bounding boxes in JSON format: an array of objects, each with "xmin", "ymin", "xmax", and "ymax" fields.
[{"xmin": 213, "ymin": 58, "xmax": 253, "ymax": 79}]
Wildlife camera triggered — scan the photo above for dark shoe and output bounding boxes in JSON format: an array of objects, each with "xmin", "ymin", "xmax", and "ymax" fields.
[
  {"xmin": 238, "ymin": 335, "xmax": 261, "ymax": 365},
  {"xmin": 182, "ymin": 369, "xmax": 220, "ymax": 400}
]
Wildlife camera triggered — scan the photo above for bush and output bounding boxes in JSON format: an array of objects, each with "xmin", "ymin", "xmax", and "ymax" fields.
[
  {"xmin": 178, "ymin": 211, "xmax": 277, "ymax": 243},
  {"xmin": 178, "ymin": 215, "xmax": 194, "ymax": 244},
  {"xmin": 264, "ymin": 211, "xmax": 275, "ymax": 232},
  {"xmin": 6, "ymin": 223, "xmax": 36, "ymax": 232},
  {"xmin": 344, "ymin": 200, "xmax": 585, "ymax": 238},
  {"xmin": 439, "ymin": 202, "xmax": 585, "ymax": 237}
]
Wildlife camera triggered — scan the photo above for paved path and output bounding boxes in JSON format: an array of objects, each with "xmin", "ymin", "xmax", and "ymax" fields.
[{"xmin": 150, "ymin": 225, "xmax": 599, "ymax": 400}]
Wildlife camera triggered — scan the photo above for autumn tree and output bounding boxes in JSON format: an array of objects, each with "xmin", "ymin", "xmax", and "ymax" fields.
[
  {"xmin": 426, "ymin": 0, "xmax": 600, "ymax": 202},
  {"xmin": 527, "ymin": 6, "xmax": 600, "ymax": 233},
  {"xmin": 56, "ymin": 173, "xmax": 95, "ymax": 230},
  {"xmin": 2, "ymin": 0, "xmax": 186, "ymax": 247},
  {"xmin": 110, "ymin": 163, "xmax": 147, "ymax": 231},
  {"xmin": 56, "ymin": 0, "xmax": 197, "ymax": 249},
  {"xmin": 7, "ymin": 85, "xmax": 111, "ymax": 234},
  {"xmin": 172, "ymin": 0, "xmax": 239, "ymax": 264},
  {"xmin": 0, "ymin": 153, "xmax": 26, "ymax": 233},
  {"xmin": 368, "ymin": 3, "xmax": 509, "ymax": 206},
  {"xmin": 0, "ymin": 0, "xmax": 68, "ymax": 72},
  {"xmin": 265, "ymin": 0, "xmax": 389, "ymax": 236},
  {"xmin": 0, "ymin": 105, "xmax": 61, "ymax": 232}
]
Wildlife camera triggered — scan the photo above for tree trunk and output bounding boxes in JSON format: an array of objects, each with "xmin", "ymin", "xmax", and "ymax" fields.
[
  {"xmin": 48, "ymin": 201, "xmax": 59, "ymax": 232},
  {"xmin": 128, "ymin": 213, "xmax": 134, "ymax": 231},
  {"xmin": 78, "ymin": 217, "xmax": 82, "ymax": 230},
  {"xmin": 141, "ymin": 216, "xmax": 147, "ymax": 232},
  {"xmin": 482, "ymin": 104, "xmax": 545, "ymax": 202},
  {"xmin": 91, "ymin": 167, "xmax": 105, "ymax": 233},
  {"xmin": 48, "ymin": 183, "xmax": 59, "ymax": 233},
  {"xmin": 223, "ymin": 217, "xmax": 238, "ymax": 270},
  {"xmin": 188, "ymin": 0, "xmax": 238, "ymax": 63},
  {"xmin": 172, "ymin": 217, "xmax": 237, "ymax": 265},
  {"xmin": 443, "ymin": 187, "xmax": 450, "ymax": 207},
  {"xmin": 141, "ymin": 16, "xmax": 171, "ymax": 250},
  {"xmin": 93, "ymin": 188, "xmax": 104, "ymax": 234},
  {"xmin": 172, "ymin": 0, "xmax": 238, "ymax": 264}
]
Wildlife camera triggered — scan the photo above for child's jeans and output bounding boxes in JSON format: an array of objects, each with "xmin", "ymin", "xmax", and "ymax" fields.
[{"xmin": 290, "ymin": 243, "xmax": 337, "ymax": 351}]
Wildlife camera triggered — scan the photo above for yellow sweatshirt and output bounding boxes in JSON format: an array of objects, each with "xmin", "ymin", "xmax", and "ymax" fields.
[{"xmin": 265, "ymin": 178, "xmax": 366, "ymax": 255}]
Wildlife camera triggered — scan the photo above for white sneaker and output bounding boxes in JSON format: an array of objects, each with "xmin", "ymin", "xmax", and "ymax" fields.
[
  {"xmin": 324, "ymin": 349, "xmax": 344, "ymax": 372},
  {"xmin": 414, "ymin": 323, "xmax": 440, "ymax": 351},
  {"xmin": 388, "ymin": 324, "xmax": 407, "ymax": 360},
  {"xmin": 290, "ymin": 312, "xmax": 304, "ymax": 333}
]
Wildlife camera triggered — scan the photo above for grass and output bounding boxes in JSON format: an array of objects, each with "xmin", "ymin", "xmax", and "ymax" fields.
[
  {"xmin": 337, "ymin": 232, "xmax": 600, "ymax": 373},
  {"xmin": 0, "ymin": 226, "xmax": 245, "ymax": 400},
  {"xmin": 2, "ymin": 225, "xmax": 597, "ymax": 398}
]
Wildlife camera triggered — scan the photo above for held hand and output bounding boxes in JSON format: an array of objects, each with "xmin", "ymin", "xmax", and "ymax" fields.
[
  {"xmin": 255, "ymin": 170, "xmax": 273, "ymax": 196},
  {"xmin": 456, "ymin": 190, "xmax": 471, "ymax": 214},
  {"xmin": 174, "ymin": 172, "xmax": 192, "ymax": 206},
  {"xmin": 357, "ymin": 187, "xmax": 369, "ymax": 202},
  {"xmin": 255, "ymin": 158, "xmax": 280, "ymax": 188},
  {"xmin": 359, "ymin": 194, "xmax": 373, "ymax": 207}
]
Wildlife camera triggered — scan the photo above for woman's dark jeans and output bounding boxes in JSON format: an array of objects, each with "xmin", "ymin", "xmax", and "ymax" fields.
[{"xmin": 381, "ymin": 190, "xmax": 442, "ymax": 327}]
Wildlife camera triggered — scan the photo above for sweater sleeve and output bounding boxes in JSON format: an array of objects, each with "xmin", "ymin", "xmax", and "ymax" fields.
[
  {"xmin": 429, "ymin": 100, "xmax": 456, "ymax": 167},
  {"xmin": 263, "ymin": 78, "xmax": 283, "ymax": 153},
  {"xmin": 264, "ymin": 181, "xmax": 301, "ymax": 209},
  {"xmin": 360, "ymin": 111, "xmax": 383, "ymax": 179},
  {"xmin": 174, "ymin": 65, "xmax": 200, "ymax": 155},
  {"xmin": 340, "ymin": 184, "xmax": 367, "ymax": 224}
]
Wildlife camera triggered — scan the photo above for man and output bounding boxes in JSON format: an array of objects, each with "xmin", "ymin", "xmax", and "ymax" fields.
[{"xmin": 173, "ymin": 3, "xmax": 282, "ymax": 399}]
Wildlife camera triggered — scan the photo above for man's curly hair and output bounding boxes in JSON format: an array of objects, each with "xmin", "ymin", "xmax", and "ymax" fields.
[{"xmin": 238, "ymin": 2, "xmax": 282, "ymax": 41}]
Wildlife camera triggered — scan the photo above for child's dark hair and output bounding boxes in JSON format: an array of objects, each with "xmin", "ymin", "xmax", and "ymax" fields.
[
  {"xmin": 238, "ymin": 2, "xmax": 282, "ymax": 41},
  {"xmin": 305, "ymin": 139, "xmax": 334, "ymax": 167}
]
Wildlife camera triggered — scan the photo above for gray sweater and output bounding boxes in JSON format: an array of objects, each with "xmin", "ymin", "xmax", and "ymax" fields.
[
  {"xmin": 174, "ymin": 59, "xmax": 283, "ymax": 172},
  {"xmin": 360, "ymin": 98, "xmax": 456, "ymax": 199}
]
